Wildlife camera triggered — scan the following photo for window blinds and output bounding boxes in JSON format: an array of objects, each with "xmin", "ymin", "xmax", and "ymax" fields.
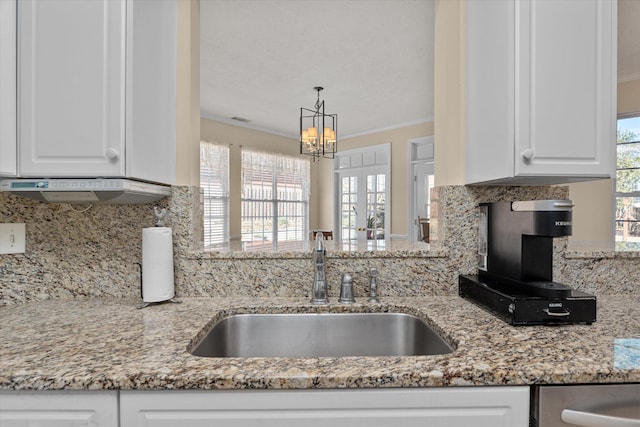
[{"xmin": 200, "ymin": 142, "xmax": 229, "ymax": 248}]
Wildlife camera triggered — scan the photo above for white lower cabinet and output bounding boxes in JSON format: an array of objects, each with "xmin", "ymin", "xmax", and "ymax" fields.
[
  {"xmin": 0, "ymin": 387, "xmax": 529, "ymax": 426},
  {"xmin": 119, "ymin": 387, "xmax": 530, "ymax": 427},
  {"xmin": 0, "ymin": 390, "xmax": 118, "ymax": 427}
]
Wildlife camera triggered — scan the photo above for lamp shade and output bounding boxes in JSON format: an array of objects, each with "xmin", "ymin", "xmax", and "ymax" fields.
[{"xmin": 300, "ymin": 87, "xmax": 337, "ymax": 161}]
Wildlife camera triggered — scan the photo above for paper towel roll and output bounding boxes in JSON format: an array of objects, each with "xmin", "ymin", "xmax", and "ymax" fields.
[{"xmin": 142, "ymin": 227, "xmax": 175, "ymax": 303}]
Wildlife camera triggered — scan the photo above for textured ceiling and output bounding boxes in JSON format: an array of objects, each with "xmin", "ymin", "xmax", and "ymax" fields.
[
  {"xmin": 200, "ymin": 0, "xmax": 434, "ymax": 139},
  {"xmin": 200, "ymin": 0, "xmax": 639, "ymax": 140}
]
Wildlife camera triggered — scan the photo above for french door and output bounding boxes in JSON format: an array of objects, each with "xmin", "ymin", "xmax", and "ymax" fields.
[
  {"xmin": 334, "ymin": 144, "xmax": 390, "ymax": 241},
  {"xmin": 338, "ymin": 169, "xmax": 387, "ymax": 240}
]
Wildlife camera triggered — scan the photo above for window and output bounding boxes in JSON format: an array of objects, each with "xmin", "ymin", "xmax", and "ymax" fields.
[
  {"xmin": 615, "ymin": 115, "xmax": 640, "ymax": 244},
  {"xmin": 241, "ymin": 150, "xmax": 309, "ymax": 250},
  {"xmin": 200, "ymin": 142, "xmax": 229, "ymax": 249}
]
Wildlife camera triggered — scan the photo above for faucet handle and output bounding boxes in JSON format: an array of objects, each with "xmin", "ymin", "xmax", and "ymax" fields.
[
  {"xmin": 315, "ymin": 232, "xmax": 325, "ymax": 251},
  {"xmin": 369, "ymin": 267, "xmax": 379, "ymax": 303},
  {"xmin": 339, "ymin": 273, "xmax": 355, "ymax": 304}
]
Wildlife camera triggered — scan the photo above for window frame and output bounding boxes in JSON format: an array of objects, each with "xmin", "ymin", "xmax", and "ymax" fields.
[
  {"xmin": 200, "ymin": 141, "xmax": 230, "ymax": 250},
  {"xmin": 240, "ymin": 149, "xmax": 310, "ymax": 250},
  {"xmin": 615, "ymin": 113, "xmax": 640, "ymax": 245}
]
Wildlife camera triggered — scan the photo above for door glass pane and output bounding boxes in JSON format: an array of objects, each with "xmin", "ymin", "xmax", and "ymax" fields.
[
  {"xmin": 616, "ymin": 196, "xmax": 640, "ymax": 243},
  {"xmin": 366, "ymin": 173, "xmax": 385, "ymax": 240},
  {"xmin": 616, "ymin": 140, "xmax": 640, "ymax": 194},
  {"xmin": 340, "ymin": 175, "xmax": 358, "ymax": 240},
  {"xmin": 616, "ymin": 168, "xmax": 640, "ymax": 194},
  {"xmin": 616, "ymin": 118, "xmax": 640, "ymax": 194}
]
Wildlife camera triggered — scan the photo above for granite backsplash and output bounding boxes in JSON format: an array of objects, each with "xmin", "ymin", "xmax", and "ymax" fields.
[{"xmin": 1, "ymin": 185, "xmax": 637, "ymax": 305}]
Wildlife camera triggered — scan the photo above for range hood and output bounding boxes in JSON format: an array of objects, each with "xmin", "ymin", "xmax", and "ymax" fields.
[{"xmin": 0, "ymin": 178, "xmax": 171, "ymax": 204}]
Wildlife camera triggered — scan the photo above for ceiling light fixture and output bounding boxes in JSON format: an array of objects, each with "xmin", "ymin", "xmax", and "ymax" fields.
[{"xmin": 300, "ymin": 86, "xmax": 337, "ymax": 161}]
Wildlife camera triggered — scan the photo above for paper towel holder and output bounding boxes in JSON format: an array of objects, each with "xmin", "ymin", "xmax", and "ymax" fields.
[
  {"xmin": 154, "ymin": 206, "xmax": 167, "ymax": 227},
  {"xmin": 136, "ymin": 206, "xmax": 181, "ymax": 309},
  {"xmin": 136, "ymin": 262, "xmax": 181, "ymax": 309}
]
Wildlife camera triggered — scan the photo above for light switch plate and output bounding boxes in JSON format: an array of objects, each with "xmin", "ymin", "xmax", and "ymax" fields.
[{"xmin": 0, "ymin": 223, "xmax": 26, "ymax": 254}]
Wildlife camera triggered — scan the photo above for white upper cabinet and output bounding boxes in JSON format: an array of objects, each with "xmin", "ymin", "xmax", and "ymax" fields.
[
  {"xmin": 0, "ymin": 0, "xmax": 17, "ymax": 177},
  {"xmin": 18, "ymin": 0, "xmax": 126, "ymax": 178},
  {"xmin": 15, "ymin": 0, "xmax": 176, "ymax": 184},
  {"xmin": 465, "ymin": 0, "xmax": 616, "ymax": 185}
]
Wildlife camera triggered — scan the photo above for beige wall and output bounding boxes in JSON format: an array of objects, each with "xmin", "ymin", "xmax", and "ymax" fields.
[
  {"xmin": 567, "ymin": 179, "xmax": 616, "ymax": 246},
  {"xmin": 618, "ymin": 79, "xmax": 640, "ymax": 114},
  {"xmin": 175, "ymin": 0, "xmax": 200, "ymax": 187},
  {"xmin": 329, "ymin": 122, "xmax": 435, "ymax": 237},
  {"xmin": 433, "ymin": 0, "xmax": 465, "ymax": 186},
  {"xmin": 201, "ymin": 118, "xmax": 433, "ymax": 238}
]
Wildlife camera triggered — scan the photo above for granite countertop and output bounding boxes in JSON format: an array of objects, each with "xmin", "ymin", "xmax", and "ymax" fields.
[
  {"xmin": 191, "ymin": 239, "xmax": 447, "ymax": 259},
  {"xmin": 1, "ymin": 295, "xmax": 639, "ymax": 391}
]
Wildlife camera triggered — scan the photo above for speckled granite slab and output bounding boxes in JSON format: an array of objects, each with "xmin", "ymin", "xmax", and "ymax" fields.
[
  {"xmin": 1, "ymin": 295, "xmax": 638, "ymax": 391},
  {"xmin": 2, "ymin": 185, "xmax": 639, "ymax": 306}
]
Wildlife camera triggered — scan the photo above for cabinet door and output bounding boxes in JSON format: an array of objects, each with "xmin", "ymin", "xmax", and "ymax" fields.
[
  {"xmin": 465, "ymin": 0, "xmax": 616, "ymax": 185},
  {"xmin": 515, "ymin": 0, "xmax": 615, "ymax": 179},
  {"xmin": 0, "ymin": 390, "xmax": 118, "ymax": 427},
  {"xmin": 0, "ymin": 0, "xmax": 17, "ymax": 177},
  {"xmin": 121, "ymin": 387, "xmax": 529, "ymax": 427},
  {"xmin": 18, "ymin": 0, "xmax": 126, "ymax": 177}
]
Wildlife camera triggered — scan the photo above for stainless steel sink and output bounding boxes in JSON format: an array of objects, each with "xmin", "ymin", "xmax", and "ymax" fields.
[{"xmin": 189, "ymin": 312, "xmax": 454, "ymax": 358}]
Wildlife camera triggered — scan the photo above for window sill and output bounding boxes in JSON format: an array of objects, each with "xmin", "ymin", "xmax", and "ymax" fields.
[
  {"xmin": 185, "ymin": 240, "xmax": 448, "ymax": 260},
  {"xmin": 565, "ymin": 241, "xmax": 640, "ymax": 259}
]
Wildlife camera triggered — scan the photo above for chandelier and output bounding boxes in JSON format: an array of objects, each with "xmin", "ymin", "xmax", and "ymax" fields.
[{"xmin": 300, "ymin": 86, "xmax": 337, "ymax": 161}]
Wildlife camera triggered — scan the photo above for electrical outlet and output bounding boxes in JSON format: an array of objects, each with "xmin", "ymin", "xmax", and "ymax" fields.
[{"xmin": 0, "ymin": 223, "xmax": 26, "ymax": 254}]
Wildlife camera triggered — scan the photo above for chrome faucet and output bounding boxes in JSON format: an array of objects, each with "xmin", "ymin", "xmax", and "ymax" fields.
[{"xmin": 310, "ymin": 232, "xmax": 328, "ymax": 304}]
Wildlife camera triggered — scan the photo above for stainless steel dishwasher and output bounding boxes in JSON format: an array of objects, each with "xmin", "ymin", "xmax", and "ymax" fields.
[{"xmin": 531, "ymin": 383, "xmax": 640, "ymax": 427}]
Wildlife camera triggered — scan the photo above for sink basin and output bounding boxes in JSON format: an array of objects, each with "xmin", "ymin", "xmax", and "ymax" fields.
[{"xmin": 189, "ymin": 312, "xmax": 454, "ymax": 358}]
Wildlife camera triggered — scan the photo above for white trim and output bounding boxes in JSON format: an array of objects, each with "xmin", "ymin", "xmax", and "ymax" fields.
[
  {"xmin": 618, "ymin": 73, "xmax": 640, "ymax": 83},
  {"xmin": 618, "ymin": 111, "xmax": 640, "ymax": 119},
  {"xmin": 201, "ymin": 114, "xmax": 435, "ymax": 141},
  {"xmin": 340, "ymin": 117, "xmax": 434, "ymax": 140},
  {"xmin": 201, "ymin": 114, "xmax": 296, "ymax": 139},
  {"xmin": 389, "ymin": 233, "xmax": 409, "ymax": 240}
]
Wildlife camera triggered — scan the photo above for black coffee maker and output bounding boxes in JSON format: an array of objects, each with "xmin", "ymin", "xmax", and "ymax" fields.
[{"xmin": 459, "ymin": 200, "xmax": 596, "ymax": 325}]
